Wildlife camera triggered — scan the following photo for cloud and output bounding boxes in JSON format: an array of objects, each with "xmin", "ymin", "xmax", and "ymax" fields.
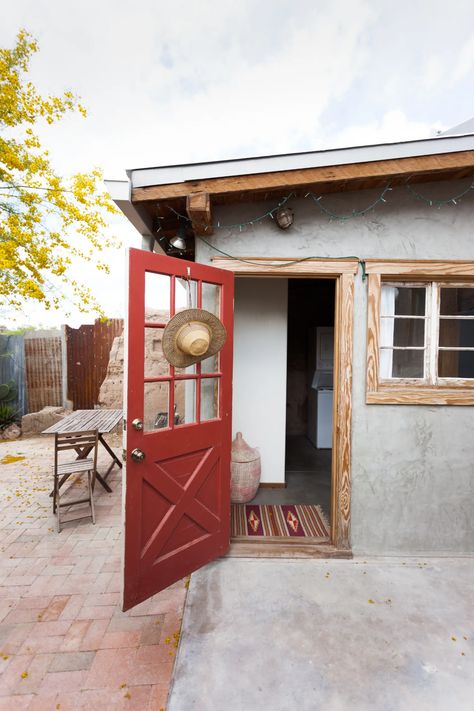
[
  {"xmin": 453, "ymin": 33, "xmax": 474, "ymax": 81},
  {"xmin": 331, "ymin": 110, "xmax": 445, "ymax": 148}
]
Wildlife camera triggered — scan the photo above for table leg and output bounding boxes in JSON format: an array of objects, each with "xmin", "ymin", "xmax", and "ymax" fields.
[{"xmin": 98, "ymin": 434, "xmax": 123, "ymax": 482}]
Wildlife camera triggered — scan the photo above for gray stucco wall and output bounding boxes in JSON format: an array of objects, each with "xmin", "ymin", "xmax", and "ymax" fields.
[{"xmin": 196, "ymin": 181, "xmax": 474, "ymax": 554}]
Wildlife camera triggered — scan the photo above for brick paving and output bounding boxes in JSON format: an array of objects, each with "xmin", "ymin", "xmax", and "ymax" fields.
[{"xmin": 0, "ymin": 434, "xmax": 187, "ymax": 710}]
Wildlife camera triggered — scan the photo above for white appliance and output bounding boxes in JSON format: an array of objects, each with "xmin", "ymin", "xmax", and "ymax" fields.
[{"xmin": 307, "ymin": 370, "xmax": 333, "ymax": 449}]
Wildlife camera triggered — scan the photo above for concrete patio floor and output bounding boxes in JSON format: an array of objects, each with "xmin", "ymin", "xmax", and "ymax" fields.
[
  {"xmin": 0, "ymin": 434, "xmax": 186, "ymax": 710},
  {"xmin": 168, "ymin": 557, "xmax": 473, "ymax": 711}
]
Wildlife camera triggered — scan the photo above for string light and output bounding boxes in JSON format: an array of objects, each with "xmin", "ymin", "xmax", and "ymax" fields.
[
  {"xmin": 166, "ymin": 193, "xmax": 295, "ymax": 231},
  {"xmin": 305, "ymin": 184, "xmax": 393, "ymax": 221},
  {"xmin": 405, "ymin": 181, "xmax": 474, "ymax": 207},
  {"xmin": 162, "ymin": 178, "xmax": 474, "ymax": 234}
]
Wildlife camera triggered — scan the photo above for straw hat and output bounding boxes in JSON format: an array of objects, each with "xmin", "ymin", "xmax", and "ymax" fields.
[{"xmin": 162, "ymin": 308, "xmax": 227, "ymax": 367}]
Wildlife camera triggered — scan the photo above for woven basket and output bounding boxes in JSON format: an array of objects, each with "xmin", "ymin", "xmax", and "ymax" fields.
[{"xmin": 230, "ymin": 432, "xmax": 261, "ymax": 503}]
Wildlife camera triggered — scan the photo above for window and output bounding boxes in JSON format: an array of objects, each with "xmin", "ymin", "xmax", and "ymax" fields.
[{"xmin": 366, "ymin": 262, "xmax": 474, "ymax": 405}]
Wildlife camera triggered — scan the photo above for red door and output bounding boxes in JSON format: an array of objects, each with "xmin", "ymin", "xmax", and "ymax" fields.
[{"xmin": 123, "ymin": 248, "xmax": 234, "ymax": 611}]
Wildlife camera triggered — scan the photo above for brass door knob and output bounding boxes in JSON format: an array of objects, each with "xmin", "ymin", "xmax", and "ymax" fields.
[{"xmin": 131, "ymin": 448, "xmax": 145, "ymax": 462}]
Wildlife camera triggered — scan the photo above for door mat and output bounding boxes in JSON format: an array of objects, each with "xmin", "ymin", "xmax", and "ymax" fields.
[{"xmin": 231, "ymin": 504, "xmax": 330, "ymax": 541}]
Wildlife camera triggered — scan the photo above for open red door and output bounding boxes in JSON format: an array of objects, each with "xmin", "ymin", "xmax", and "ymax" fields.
[{"xmin": 123, "ymin": 248, "xmax": 234, "ymax": 610}]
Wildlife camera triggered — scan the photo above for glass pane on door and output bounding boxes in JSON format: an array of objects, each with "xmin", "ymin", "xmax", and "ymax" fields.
[
  {"xmin": 144, "ymin": 381, "xmax": 169, "ymax": 431},
  {"xmin": 144, "ymin": 327, "xmax": 169, "ymax": 377},
  {"xmin": 174, "ymin": 379, "xmax": 197, "ymax": 425},
  {"xmin": 145, "ymin": 272, "xmax": 170, "ymax": 323},
  {"xmin": 202, "ymin": 283, "xmax": 221, "ymax": 317},
  {"xmin": 175, "ymin": 278, "xmax": 197, "ymax": 312},
  {"xmin": 200, "ymin": 378, "xmax": 219, "ymax": 420}
]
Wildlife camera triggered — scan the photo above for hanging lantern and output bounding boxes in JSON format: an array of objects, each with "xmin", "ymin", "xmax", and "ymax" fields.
[{"xmin": 276, "ymin": 206, "xmax": 294, "ymax": 230}]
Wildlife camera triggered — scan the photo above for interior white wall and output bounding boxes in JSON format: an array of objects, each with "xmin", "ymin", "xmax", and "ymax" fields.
[{"xmin": 232, "ymin": 278, "xmax": 288, "ymax": 484}]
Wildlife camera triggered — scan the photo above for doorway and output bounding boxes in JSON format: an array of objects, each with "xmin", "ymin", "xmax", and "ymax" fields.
[
  {"xmin": 216, "ymin": 256, "xmax": 354, "ymax": 553},
  {"xmin": 250, "ymin": 279, "xmax": 335, "ymax": 534}
]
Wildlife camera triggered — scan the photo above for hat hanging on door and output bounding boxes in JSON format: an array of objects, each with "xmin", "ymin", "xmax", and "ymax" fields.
[{"xmin": 162, "ymin": 308, "xmax": 227, "ymax": 367}]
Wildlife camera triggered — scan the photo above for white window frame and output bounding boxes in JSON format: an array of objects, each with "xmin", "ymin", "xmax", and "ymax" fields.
[{"xmin": 380, "ymin": 281, "xmax": 474, "ymax": 387}]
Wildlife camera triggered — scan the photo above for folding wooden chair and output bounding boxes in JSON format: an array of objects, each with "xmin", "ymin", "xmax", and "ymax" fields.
[{"xmin": 53, "ymin": 430, "xmax": 98, "ymax": 533}]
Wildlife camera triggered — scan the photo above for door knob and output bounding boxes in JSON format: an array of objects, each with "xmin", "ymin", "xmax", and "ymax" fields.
[
  {"xmin": 131, "ymin": 418, "xmax": 143, "ymax": 431},
  {"xmin": 131, "ymin": 448, "xmax": 145, "ymax": 462}
]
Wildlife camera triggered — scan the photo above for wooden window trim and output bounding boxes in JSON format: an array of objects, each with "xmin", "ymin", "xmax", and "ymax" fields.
[{"xmin": 366, "ymin": 262, "xmax": 474, "ymax": 405}]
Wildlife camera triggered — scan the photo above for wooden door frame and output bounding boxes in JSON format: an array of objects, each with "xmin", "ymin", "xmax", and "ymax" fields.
[{"xmin": 211, "ymin": 257, "xmax": 356, "ymax": 552}]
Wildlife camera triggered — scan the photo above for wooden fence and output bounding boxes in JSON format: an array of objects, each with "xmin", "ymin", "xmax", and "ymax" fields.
[
  {"xmin": 65, "ymin": 319, "xmax": 123, "ymax": 410},
  {"xmin": 1, "ymin": 319, "xmax": 123, "ymax": 415}
]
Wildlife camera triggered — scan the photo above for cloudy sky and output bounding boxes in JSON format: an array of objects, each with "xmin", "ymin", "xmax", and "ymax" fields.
[{"xmin": 2, "ymin": 0, "xmax": 474, "ymax": 327}]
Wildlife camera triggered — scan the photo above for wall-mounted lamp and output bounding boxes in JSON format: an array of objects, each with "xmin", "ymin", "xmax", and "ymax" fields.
[
  {"xmin": 168, "ymin": 225, "xmax": 187, "ymax": 251},
  {"xmin": 276, "ymin": 206, "xmax": 294, "ymax": 230}
]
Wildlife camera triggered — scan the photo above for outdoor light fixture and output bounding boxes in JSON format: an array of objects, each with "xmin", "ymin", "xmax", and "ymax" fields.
[
  {"xmin": 276, "ymin": 206, "xmax": 294, "ymax": 230},
  {"xmin": 169, "ymin": 226, "xmax": 187, "ymax": 251}
]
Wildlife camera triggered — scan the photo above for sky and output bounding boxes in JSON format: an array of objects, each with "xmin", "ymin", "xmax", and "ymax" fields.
[{"xmin": 1, "ymin": 0, "xmax": 474, "ymax": 327}]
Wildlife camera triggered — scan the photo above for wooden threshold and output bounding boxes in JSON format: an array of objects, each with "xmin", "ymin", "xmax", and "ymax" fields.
[
  {"xmin": 226, "ymin": 539, "xmax": 352, "ymax": 559},
  {"xmin": 258, "ymin": 482, "xmax": 287, "ymax": 489}
]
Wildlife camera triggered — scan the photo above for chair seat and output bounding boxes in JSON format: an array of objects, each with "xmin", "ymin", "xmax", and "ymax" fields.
[{"xmin": 56, "ymin": 459, "xmax": 95, "ymax": 475}]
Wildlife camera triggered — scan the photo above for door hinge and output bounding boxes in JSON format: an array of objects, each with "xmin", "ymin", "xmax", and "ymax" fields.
[
  {"xmin": 122, "ymin": 448, "xmax": 127, "ymax": 461},
  {"xmin": 123, "ymin": 418, "xmax": 126, "ymax": 431}
]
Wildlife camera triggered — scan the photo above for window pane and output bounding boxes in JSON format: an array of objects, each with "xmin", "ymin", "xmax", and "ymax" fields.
[
  {"xmin": 175, "ymin": 278, "xmax": 197, "ymax": 312},
  {"xmin": 175, "ymin": 362, "xmax": 197, "ymax": 376},
  {"xmin": 380, "ymin": 318, "xmax": 425, "ymax": 347},
  {"xmin": 200, "ymin": 378, "xmax": 219, "ymax": 420},
  {"xmin": 145, "ymin": 272, "xmax": 170, "ymax": 322},
  {"xmin": 438, "ymin": 351, "xmax": 474, "ymax": 378},
  {"xmin": 144, "ymin": 327, "xmax": 169, "ymax": 377},
  {"xmin": 439, "ymin": 319, "xmax": 474, "ymax": 348},
  {"xmin": 202, "ymin": 283, "xmax": 221, "ymax": 317},
  {"xmin": 381, "ymin": 286, "xmax": 426, "ymax": 316},
  {"xmin": 174, "ymin": 380, "xmax": 197, "ymax": 425},
  {"xmin": 440, "ymin": 288, "xmax": 474, "ymax": 316},
  {"xmin": 201, "ymin": 352, "xmax": 219, "ymax": 374},
  {"xmin": 144, "ymin": 381, "xmax": 169, "ymax": 431},
  {"xmin": 380, "ymin": 349, "xmax": 424, "ymax": 378}
]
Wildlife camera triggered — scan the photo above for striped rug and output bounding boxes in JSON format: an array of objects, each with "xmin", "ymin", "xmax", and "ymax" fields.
[{"xmin": 231, "ymin": 504, "xmax": 330, "ymax": 541}]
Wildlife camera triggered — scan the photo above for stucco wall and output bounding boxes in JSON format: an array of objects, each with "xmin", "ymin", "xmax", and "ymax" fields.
[
  {"xmin": 196, "ymin": 181, "xmax": 474, "ymax": 554},
  {"xmin": 232, "ymin": 278, "xmax": 288, "ymax": 484}
]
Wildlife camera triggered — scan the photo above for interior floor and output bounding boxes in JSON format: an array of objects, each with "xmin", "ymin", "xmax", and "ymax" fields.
[{"xmin": 251, "ymin": 435, "xmax": 331, "ymax": 516}]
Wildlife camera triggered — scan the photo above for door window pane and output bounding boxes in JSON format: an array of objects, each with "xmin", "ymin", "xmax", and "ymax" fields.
[
  {"xmin": 440, "ymin": 288, "xmax": 474, "ymax": 316},
  {"xmin": 175, "ymin": 362, "xmax": 197, "ymax": 376},
  {"xmin": 439, "ymin": 319, "xmax": 474, "ymax": 348},
  {"xmin": 201, "ymin": 352, "xmax": 219, "ymax": 374},
  {"xmin": 144, "ymin": 381, "xmax": 169, "ymax": 431},
  {"xmin": 175, "ymin": 278, "xmax": 197, "ymax": 312},
  {"xmin": 438, "ymin": 351, "xmax": 474, "ymax": 378},
  {"xmin": 200, "ymin": 378, "xmax": 219, "ymax": 421},
  {"xmin": 380, "ymin": 349, "xmax": 424, "ymax": 379},
  {"xmin": 380, "ymin": 318, "xmax": 425, "ymax": 347},
  {"xmin": 202, "ymin": 283, "xmax": 221, "ymax": 317},
  {"xmin": 145, "ymin": 272, "xmax": 170, "ymax": 323},
  {"xmin": 174, "ymin": 380, "xmax": 197, "ymax": 425},
  {"xmin": 144, "ymin": 327, "xmax": 169, "ymax": 377},
  {"xmin": 381, "ymin": 286, "xmax": 426, "ymax": 316}
]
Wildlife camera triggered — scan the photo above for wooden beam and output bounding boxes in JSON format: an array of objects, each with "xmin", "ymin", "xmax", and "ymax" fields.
[
  {"xmin": 186, "ymin": 192, "xmax": 213, "ymax": 235},
  {"xmin": 212, "ymin": 257, "xmax": 359, "ymax": 276},
  {"xmin": 132, "ymin": 150, "xmax": 474, "ymax": 203},
  {"xmin": 365, "ymin": 260, "xmax": 474, "ymax": 277}
]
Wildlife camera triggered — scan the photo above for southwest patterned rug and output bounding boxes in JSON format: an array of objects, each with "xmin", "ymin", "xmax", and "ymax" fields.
[{"xmin": 231, "ymin": 504, "xmax": 330, "ymax": 541}]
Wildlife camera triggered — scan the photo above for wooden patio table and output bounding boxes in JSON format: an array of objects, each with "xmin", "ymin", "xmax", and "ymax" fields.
[{"xmin": 43, "ymin": 409, "xmax": 123, "ymax": 494}]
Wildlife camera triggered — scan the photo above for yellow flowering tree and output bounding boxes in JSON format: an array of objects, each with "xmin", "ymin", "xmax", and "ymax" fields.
[{"xmin": 0, "ymin": 30, "xmax": 119, "ymax": 314}]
